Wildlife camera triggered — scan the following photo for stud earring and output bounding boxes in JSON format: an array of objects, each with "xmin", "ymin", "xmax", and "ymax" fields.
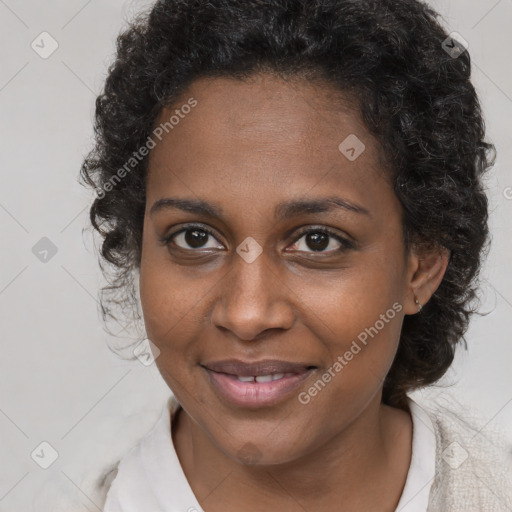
[{"xmin": 414, "ymin": 297, "xmax": 422, "ymax": 313}]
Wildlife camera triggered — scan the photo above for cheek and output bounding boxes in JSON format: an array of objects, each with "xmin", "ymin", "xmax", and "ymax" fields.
[
  {"xmin": 139, "ymin": 260, "xmax": 208, "ymax": 396},
  {"xmin": 293, "ymin": 249, "xmax": 406, "ymax": 396},
  {"xmin": 293, "ymin": 288, "xmax": 403, "ymax": 433},
  {"xmin": 299, "ymin": 245, "xmax": 405, "ymax": 338},
  {"xmin": 297, "ymin": 271, "xmax": 403, "ymax": 371},
  {"xmin": 139, "ymin": 236, "xmax": 192, "ymax": 343},
  {"xmin": 140, "ymin": 263, "xmax": 203, "ymax": 341},
  {"xmin": 139, "ymin": 242, "xmax": 228, "ymax": 368}
]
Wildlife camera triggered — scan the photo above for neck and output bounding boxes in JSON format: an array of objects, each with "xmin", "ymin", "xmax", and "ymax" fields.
[{"xmin": 172, "ymin": 393, "xmax": 412, "ymax": 512}]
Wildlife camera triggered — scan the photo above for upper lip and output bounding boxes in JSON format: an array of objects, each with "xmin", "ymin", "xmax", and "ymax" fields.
[{"xmin": 202, "ymin": 359, "xmax": 316, "ymax": 377}]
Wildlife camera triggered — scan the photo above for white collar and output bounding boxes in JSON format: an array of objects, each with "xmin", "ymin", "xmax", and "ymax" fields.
[{"xmin": 395, "ymin": 398, "xmax": 437, "ymax": 511}]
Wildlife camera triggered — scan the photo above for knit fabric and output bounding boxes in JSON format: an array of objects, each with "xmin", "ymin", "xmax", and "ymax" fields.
[{"xmin": 420, "ymin": 396, "xmax": 512, "ymax": 511}]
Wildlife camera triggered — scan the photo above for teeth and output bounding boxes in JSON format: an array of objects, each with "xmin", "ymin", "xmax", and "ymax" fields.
[
  {"xmin": 255, "ymin": 375, "xmax": 273, "ymax": 383},
  {"xmin": 237, "ymin": 375, "xmax": 255, "ymax": 382},
  {"xmin": 235, "ymin": 373, "xmax": 292, "ymax": 383}
]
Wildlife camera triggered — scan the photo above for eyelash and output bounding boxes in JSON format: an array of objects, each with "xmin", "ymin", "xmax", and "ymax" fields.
[{"xmin": 159, "ymin": 223, "xmax": 354, "ymax": 254}]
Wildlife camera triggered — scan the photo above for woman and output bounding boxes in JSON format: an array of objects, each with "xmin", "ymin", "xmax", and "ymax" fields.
[{"xmin": 80, "ymin": 0, "xmax": 511, "ymax": 510}]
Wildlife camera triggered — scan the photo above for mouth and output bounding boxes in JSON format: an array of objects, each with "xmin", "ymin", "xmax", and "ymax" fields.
[{"xmin": 201, "ymin": 359, "xmax": 317, "ymax": 408}]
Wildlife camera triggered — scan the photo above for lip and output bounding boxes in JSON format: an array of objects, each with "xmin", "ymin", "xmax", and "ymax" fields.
[
  {"xmin": 201, "ymin": 360, "xmax": 317, "ymax": 408},
  {"xmin": 202, "ymin": 359, "xmax": 316, "ymax": 377}
]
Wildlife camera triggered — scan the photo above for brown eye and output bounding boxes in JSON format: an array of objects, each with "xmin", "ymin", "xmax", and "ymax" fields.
[
  {"xmin": 161, "ymin": 224, "xmax": 224, "ymax": 251},
  {"xmin": 287, "ymin": 227, "xmax": 353, "ymax": 254},
  {"xmin": 182, "ymin": 229, "xmax": 209, "ymax": 248}
]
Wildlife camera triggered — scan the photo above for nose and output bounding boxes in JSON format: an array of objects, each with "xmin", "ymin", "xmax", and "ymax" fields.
[{"xmin": 211, "ymin": 246, "xmax": 295, "ymax": 341}]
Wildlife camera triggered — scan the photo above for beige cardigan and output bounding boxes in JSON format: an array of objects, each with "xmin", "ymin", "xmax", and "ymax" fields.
[{"xmin": 418, "ymin": 397, "xmax": 512, "ymax": 511}]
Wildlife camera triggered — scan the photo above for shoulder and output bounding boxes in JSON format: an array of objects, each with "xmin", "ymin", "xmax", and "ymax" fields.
[
  {"xmin": 98, "ymin": 396, "xmax": 179, "ymax": 511},
  {"xmin": 411, "ymin": 393, "xmax": 512, "ymax": 512},
  {"xmin": 101, "ymin": 441, "xmax": 161, "ymax": 512}
]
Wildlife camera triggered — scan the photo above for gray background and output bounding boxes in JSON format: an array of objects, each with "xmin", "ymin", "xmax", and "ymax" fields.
[{"xmin": 0, "ymin": 1, "xmax": 511, "ymax": 510}]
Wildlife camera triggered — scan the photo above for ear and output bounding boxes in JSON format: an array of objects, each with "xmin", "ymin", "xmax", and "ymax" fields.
[{"xmin": 403, "ymin": 243, "xmax": 450, "ymax": 315}]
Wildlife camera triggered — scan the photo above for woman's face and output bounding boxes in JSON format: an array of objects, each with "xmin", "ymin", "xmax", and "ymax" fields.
[{"xmin": 140, "ymin": 73, "xmax": 416, "ymax": 465}]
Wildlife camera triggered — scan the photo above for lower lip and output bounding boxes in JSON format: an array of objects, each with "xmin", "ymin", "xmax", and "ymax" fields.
[{"xmin": 203, "ymin": 367, "xmax": 315, "ymax": 408}]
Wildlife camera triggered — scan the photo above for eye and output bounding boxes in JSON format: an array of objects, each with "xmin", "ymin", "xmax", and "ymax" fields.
[
  {"xmin": 160, "ymin": 224, "xmax": 224, "ymax": 251},
  {"xmin": 160, "ymin": 224, "xmax": 354, "ymax": 254},
  {"xmin": 286, "ymin": 227, "xmax": 353, "ymax": 254}
]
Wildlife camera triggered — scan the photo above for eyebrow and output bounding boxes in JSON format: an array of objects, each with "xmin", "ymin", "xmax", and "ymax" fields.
[{"xmin": 149, "ymin": 196, "xmax": 370, "ymax": 220}]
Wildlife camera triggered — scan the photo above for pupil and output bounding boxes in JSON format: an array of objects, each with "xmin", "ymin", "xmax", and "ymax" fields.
[
  {"xmin": 307, "ymin": 232, "xmax": 328, "ymax": 251},
  {"xmin": 185, "ymin": 229, "xmax": 207, "ymax": 248},
  {"xmin": 183, "ymin": 230, "xmax": 330, "ymax": 251}
]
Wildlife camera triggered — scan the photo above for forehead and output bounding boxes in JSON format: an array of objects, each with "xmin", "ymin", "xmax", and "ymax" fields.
[{"xmin": 146, "ymin": 73, "xmax": 392, "ymax": 216}]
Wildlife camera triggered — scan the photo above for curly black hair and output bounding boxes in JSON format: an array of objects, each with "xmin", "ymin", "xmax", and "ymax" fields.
[{"xmin": 80, "ymin": 0, "xmax": 494, "ymax": 409}]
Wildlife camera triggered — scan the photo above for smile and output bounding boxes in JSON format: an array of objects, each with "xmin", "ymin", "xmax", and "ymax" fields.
[
  {"xmin": 232, "ymin": 373, "xmax": 296, "ymax": 382},
  {"xmin": 202, "ymin": 364, "xmax": 316, "ymax": 408}
]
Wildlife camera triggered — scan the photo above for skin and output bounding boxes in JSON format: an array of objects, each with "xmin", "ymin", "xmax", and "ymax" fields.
[{"xmin": 139, "ymin": 72, "xmax": 449, "ymax": 512}]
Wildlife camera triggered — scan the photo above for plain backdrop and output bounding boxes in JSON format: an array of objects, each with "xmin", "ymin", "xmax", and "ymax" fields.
[{"xmin": 0, "ymin": 1, "xmax": 511, "ymax": 510}]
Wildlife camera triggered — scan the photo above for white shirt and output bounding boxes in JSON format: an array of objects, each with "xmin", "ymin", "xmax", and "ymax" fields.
[{"xmin": 103, "ymin": 395, "xmax": 436, "ymax": 512}]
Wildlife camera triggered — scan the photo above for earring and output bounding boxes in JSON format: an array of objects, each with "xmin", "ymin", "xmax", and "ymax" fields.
[{"xmin": 414, "ymin": 297, "xmax": 422, "ymax": 313}]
